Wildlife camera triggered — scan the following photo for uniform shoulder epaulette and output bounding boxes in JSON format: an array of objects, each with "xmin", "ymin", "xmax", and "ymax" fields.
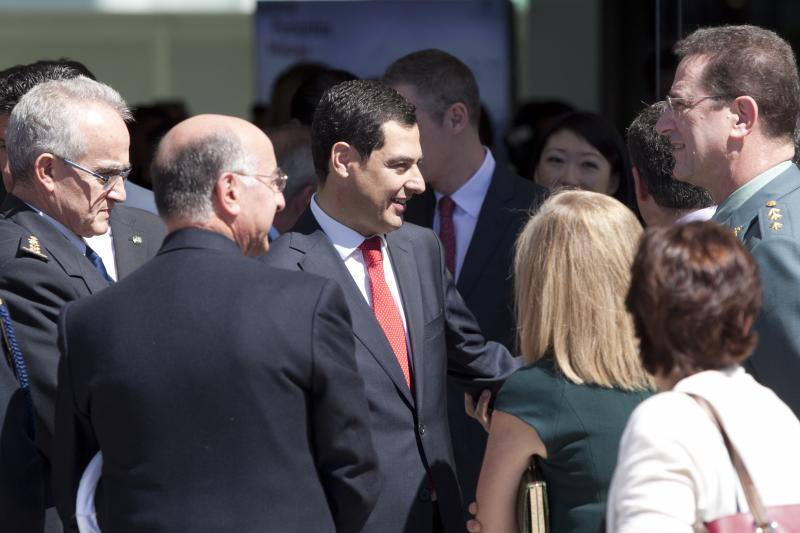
[
  {"xmin": 17, "ymin": 234, "xmax": 49, "ymax": 262},
  {"xmin": 757, "ymin": 199, "xmax": 794, "ymax": 238}
]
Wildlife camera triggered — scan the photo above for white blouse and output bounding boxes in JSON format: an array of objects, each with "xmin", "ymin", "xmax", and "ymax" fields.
[{"xmin": 606, "ymin": 366, "xmax": 800, "ymax": 532}]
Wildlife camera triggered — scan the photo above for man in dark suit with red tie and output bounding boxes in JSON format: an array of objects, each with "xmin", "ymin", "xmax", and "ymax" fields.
[
  {"xmin": 263, "ymin": 79, "xmax": 519, "ymax": 533},
  {"xmin": 384, "ymin": 50, "xmax": 547, "ymax": 504}
]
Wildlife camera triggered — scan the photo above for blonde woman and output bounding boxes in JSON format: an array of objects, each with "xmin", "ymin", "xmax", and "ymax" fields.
[{"xmin": 474, "ymin": 191, "xmax": 653, "ymax": 533}]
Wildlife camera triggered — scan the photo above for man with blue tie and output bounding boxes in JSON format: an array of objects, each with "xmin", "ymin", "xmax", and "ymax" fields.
[{"xmin": 0, "ymin": 76, "xmax": 135, "ymax": 531}]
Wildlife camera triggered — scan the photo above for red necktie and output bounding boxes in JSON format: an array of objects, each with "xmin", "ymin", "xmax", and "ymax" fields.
[
  {"xmin": 359, "ymin": 236, "xmax": 412, "ymax": 388},
  {"xmin": 438, "ymin": 196, "xmax": 456, "ymax": 275}
]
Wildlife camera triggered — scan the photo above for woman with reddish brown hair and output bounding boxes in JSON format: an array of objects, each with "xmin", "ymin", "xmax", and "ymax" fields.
[{"xmin": 607, "ymin": 221, "xmax": 800, "ymax": 532}]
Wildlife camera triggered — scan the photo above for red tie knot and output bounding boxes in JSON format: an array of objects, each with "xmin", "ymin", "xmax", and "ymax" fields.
[
  {"xmin": 439, "ymin": 196, "xmax": 456, "ymax": 218},
  {"xmin": 359, "ymin": 236, "xmax": 383, "ymax": 267}
]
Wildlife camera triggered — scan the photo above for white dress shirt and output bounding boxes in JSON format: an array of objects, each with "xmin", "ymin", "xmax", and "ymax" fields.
[
  {"xmin": 84, "ymin": 229, "xmax": 118, "ymax": 281},
  {"xmin": 675, "ymin": 205, "xmax": 717, "ymax": 224},
  {"xmin": 310, "ymin": 196, "xmax": 409, "ymax": 337},
  {"xmin": 432, "ymin": 148, "xmax": 495, "ymax": 281},
  {"xmin": 607, "ymin": 367, "xmax": 800, "ymax": 532}
]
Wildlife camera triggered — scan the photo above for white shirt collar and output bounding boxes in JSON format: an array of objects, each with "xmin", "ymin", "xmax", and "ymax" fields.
[
  {"xmin": 434, "ymin": 148, "xmax": 495, "ymax": 216},
  {"xmin": 310, "ymin": 194, "xmax": 386, "ymax": 260}
]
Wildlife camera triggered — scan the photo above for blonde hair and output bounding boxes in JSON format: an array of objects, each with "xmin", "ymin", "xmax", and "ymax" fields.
[{"xmin": 514, "ymin": 190, "xmax": 652, "ymax": 390}]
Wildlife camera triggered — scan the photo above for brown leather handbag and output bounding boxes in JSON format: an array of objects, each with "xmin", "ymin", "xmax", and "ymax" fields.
[{"xmin": 689, "ymin": 394, "xmax": 800, "ymax": 533}]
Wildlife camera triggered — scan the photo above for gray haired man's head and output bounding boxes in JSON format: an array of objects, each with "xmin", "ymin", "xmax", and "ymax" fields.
[{"xmin": 8, "ymin": 76, "xmax": 131, "ymax": 185}]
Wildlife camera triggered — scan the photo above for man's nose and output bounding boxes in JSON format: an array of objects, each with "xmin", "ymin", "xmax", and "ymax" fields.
[
  {"xmin": 407, "ymin": 167, "xmax": 426, "ymax": 195},
  {"xmin": 655, "ymin": 111, "xmax": 675, "ymax": 135},
  {"xmin": 275, "ymin": 192, "xmax": 286, "ymax": 213},
  {"xmin": 107, "ymin": 177, "xmax": 127, "ymax": 202}
]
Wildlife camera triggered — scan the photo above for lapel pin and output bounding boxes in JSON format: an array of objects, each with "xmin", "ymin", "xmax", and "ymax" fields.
[
  {"xmin": 130, "ymin": 234, "xmax": 143, "ymax": 245},
  {"xmin": 733, "ymin": 226, "xmax": 743, "ymax": 238},
  {"xmin": 766, "ymin": 200, "xmax": 777, "ymax": 207},
  {"xmin": 770, "ymin": 221, "xmax": 784, "ymax": 232}
]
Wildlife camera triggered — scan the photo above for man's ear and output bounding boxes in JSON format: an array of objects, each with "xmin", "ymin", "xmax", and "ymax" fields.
[
  {"xmin": 213, "ymin": 172, "xmax": 241, "ymax": 219},
  {"xmin": 730, "ymin": 96, "xmax": 758, "ymax": 140},
  {"xmin": 444, "ymin": 102, "xmax": 470, "ymax": 135},
  {"xmin": 331, "ymin": 141, "xmax": 357, "ymax": 178},
  {"xmin": 632, "ymin": 167, "xmax": 649, "ymax": 201},
  {"xmin": 33, "ymin": 153, "xmax": 58, "ymax": 192}
]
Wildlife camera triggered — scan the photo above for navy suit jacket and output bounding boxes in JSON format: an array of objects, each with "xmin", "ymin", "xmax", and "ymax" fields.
[
  {"xmin": 53, "ymin": 228, "xmax": 379, "ymax": 533},
  {"xmin": 262, "ymin": 213, "xmax": 519, "ymax": 533},
  {"xmin": 403, "ymin": 166, "xmax": 546, "ymax": 504},
  {"xmin": 0, "ymin": 196, "xmax": 164, "ymax": 531}
]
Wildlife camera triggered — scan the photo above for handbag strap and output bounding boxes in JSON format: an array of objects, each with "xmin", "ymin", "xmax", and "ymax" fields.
[{"xmin": 687, "ymin": 393, "xmax": 772, "ymax": 529}]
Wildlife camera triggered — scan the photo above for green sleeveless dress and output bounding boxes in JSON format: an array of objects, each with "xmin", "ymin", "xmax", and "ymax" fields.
[{"xmin": 494, "ymin": 358, "xmax": 651, "ymax": 533}]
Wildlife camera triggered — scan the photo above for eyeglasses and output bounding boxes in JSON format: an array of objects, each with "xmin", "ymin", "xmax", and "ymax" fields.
[
  {"xmin": 665, "ymin": 94, "xmax": 731, "ymax": 113},
  {"xmin": 233, "ymin": 168, "xmax": 288, "ymax": 193},
  {"xmin": 61, "ymin": 157, "xmax": 131, "ymax": 190}
]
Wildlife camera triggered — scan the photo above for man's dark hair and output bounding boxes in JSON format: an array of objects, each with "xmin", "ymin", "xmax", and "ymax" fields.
[
  {"xmin": 674, "ymin": 25, "xmax": 800, "ymax": 141},
  {"xmin": 311, "ymin": 80, "xmax": 416, "ymax": 183},
  {"xmin": 290, "ymin": 68, "xmax": 357, "ymax": 126},
  {"xmin": 627, "ymin": 102, "xmax": 714, "ymax": 210},
  {"xmin": 0, "ymin": 59, "xmax": 96, "ymax": 114},
  {"xmin": 383, "ymin": 49, "xmax": 480, "ymax": 127}
]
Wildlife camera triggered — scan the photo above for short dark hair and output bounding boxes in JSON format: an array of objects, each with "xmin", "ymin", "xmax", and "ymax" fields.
[
  {"xmin": 290, "ymin": 68, "xmax": 357, "ymax": 126},
  {"xmin": 0, "ymin": 59, "xmax": 95, "ymax": 114},
  {"xmin": 627, "ymin": 221, "xmax": 761, "ymax": 378},
  {"xmin": 674, "ymin": 25, "xmax": 800, "ymax": 141},
  {"xmin": 627, "ymin": 102, "xmax": 714, "ymax": 210},
  {"xmin": 311, "ymin": 80, "xmax": 416, "ymax": 183},
  {"xmin": 383, "ymin": 49, "xmax": 480, "ymax": 127},
  {"xmin": 532, "ymin": 112, "xmax": 636, "ymax": 211}
]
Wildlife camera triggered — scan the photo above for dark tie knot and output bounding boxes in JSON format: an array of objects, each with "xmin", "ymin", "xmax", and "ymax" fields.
[
  {"xmin": 438, "ymin": 196, "xmax": 455, "ymax": 218},
  {"xmin": 359, "ymin": 236, "xmax": 383, "ymax": 267}
]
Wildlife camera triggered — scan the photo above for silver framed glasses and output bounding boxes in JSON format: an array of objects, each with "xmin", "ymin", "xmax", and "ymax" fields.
[
  {"xmin": 233, "ymin": 168, "xmax": 288, "ymax": 193},
  {"xmin": 61, "ymin": 157, "xmax": 131, "ymax": 190},
  {"xmin": 665, "ymin": 94, "xmax": 731, "ymax": 113}
]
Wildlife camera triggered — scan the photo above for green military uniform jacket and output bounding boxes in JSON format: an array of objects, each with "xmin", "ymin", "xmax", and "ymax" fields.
[{"xmin": 715, "ymin": 163, "xmax": 800, "ymax": 416}]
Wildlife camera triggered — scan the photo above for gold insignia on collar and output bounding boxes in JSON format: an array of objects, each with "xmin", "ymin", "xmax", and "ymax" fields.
[
  {"xmin": 766, "ymin": 200, "xmax": 778, "ymax": 207},
  {"xmin": 20, "ymin": 235, "xmax": 49, "ymax": 261},
  {"xmin": 733, "ymin": 226, "xmax": 744, "ymax": 238},
  {"xmin": 768, "ymin": 208, "xmax": 783, "ymax": 221},
  {"xmin": 130, "ymin": 234, "xmax": 143, "ymax": 245},
  {"xmin": 770, "ymin": 221, "xmax": 784, "ymax": 232}
]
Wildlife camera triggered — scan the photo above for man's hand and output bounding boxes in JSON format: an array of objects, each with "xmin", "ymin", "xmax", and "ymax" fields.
[
  {"xmin": 465, "ymin": 389, "xmax": 492, "ymax": 433},
  {"xmin": 466, "ymin": 501, "xmax": 481, "ymax": 532}
]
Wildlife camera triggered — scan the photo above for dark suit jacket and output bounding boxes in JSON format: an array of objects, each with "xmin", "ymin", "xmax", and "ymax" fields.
[
  {"xmin": 403, "ymin": 166, "xmax": 546, "ymax": 504},
  {"xmin": 53, "ymin": 228, "xmax": 379, "ymax": 533},
  {"xmin": 108, "ymin": 205, "xmax": 165, "ymax": 279},
  {"xmin": 262, "ymin": 214, "xmax": 519, "ymax": 533},
  {"xmin": 717, "ymin": 163, "xmax": 800, "ymax": 416},
  {"xmin": 0, "ymin": 196, "xmax": 164, "ymax": 531}
]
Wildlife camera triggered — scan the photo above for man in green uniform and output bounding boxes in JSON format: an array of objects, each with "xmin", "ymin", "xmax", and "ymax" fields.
[{"xmin": 656, "ymin": 24, "xmax": 800, "ymax": 415}]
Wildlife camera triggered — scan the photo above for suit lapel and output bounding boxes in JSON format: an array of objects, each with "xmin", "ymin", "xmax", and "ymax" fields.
[
  {"xmin": 4, "ymin": 198, "xmax": 109, "ymax": 293},
  {"xmin": 109, "ymin": 207, "xmax": 148, "ymax": 279},
  {"xmin": 385, "ymin": 229, "xmax": 425, "ymax": 410},
  {"xmin": 725, "ymin": 165, "xmax": 800, "ymax": 243},
  {"xmin": 457, "ymin": 168, "xmax": 517, "ymax": 298},
  {"xmin": 289, "ymin": 219, "xmax": 415, "ymax": 407}
]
